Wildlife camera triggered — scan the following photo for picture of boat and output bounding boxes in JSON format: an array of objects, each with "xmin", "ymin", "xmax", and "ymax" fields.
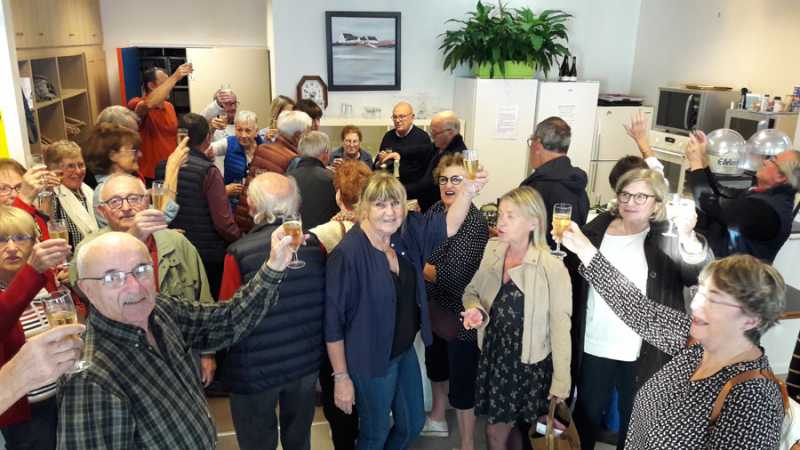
[{"xmin": 333, "ymin": 33, "xmax": 396, "ymax": 48}]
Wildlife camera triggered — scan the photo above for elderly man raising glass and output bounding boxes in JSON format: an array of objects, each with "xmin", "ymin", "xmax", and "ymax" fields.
[{"xmin": 58, "ymin": 225, "xmax": 297, "ymax": 449}]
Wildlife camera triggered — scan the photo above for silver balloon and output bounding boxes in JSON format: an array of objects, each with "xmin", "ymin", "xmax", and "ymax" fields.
[
  {"xmin": 706, "ymin": 128, "xmax": 745, "ymax": 175},
  {"xmin": 739, "ymin": 129, "xmax": 793, "ymax": 171}
]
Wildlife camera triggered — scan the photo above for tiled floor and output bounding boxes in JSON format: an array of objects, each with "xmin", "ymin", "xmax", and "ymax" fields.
[{"xmin": 208, "ymin": 397, "xmax": 615, "ymax": 450}]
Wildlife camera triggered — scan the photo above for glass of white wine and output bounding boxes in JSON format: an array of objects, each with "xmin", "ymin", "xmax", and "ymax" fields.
[
  {"xmin": 48, "ymin": 218, "xmax": 70, "ymax": 267},
  {"xmin": 551, "ymin": 203, "xmax": 572, "ymax": 259},
  {"xmin": 42, "ymin": 289, "xmax": 90, "ymax": 373},
  {"xmin": 282, "ymin": 213, "xmax": 305, "ymax": 269},
  {"xmin": 462, "ymin": 149, "xmax": 480, "ymax": 180},
  {"xmin": 151, "ymin": 181, "xmax": 167, "ymax": 211}
]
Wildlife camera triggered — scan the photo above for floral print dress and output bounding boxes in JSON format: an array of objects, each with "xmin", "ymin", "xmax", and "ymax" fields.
[{"xmin": 474, "ymin": 280, "xmax": 553, "ymax": 424}]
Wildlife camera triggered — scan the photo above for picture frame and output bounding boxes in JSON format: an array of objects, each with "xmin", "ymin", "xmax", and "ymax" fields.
[{"xmin": 326, "ymin": 11, "xmax": 401, "ymax": 91}]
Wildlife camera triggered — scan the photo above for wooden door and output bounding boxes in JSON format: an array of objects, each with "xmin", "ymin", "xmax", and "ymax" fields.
[
  {"xmin": 87, "ymin": 54, "xmax": 110, "ymax": 119},
  {"xmin": 186, "ymin": 47, "xmax": 271, "ymax": 127},
  {"xmin": 10, "ymin": 0, "xmax": 31, "ymax": 48},
  {"xmin": 83, "ymin": 0, "xmax": 103, "ymax": 45},
  {"xmin": 52, "ymin": 0, "xmax": 85, "ymax": 46}
]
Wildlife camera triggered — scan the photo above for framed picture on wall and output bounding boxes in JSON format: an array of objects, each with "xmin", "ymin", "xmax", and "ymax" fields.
[{"xmin": 326, "ymin": 11, "xmax": 401, "ymax": 91}]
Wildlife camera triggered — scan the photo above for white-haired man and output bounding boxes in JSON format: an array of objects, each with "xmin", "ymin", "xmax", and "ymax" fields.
[
  {"xmin": 217, "ymin": 173, "xmax": 326, "ymax": 450},
  {"xmin": 287, "ymin": 130, "xmax": 338, "ymax": 228},
  {"xmin": 58, "ymin": 229, "xmax": 295, "ymax": 449}
]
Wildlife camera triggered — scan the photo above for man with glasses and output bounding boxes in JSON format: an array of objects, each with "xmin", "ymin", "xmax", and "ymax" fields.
[
  {"xmin": 377, "ymin": 102, "xmax": 433, "ymax": 186},
  {"xmin": 58, "ymin": 229, "xmax": 295, "ymax": 449},
  {"xmin": 521, "ymin": 116, "xmax": 590, "ymax": 247},
  {"xmin": 406, "ymin": 111, "xmax": 467, "ymax": 211},
  {"xmin": 202, "ymin": 88, "xmax": 240, "ymax": 143},
  {"xmin": 685, "ymin": 131, "xmax": 800, "ymax": 263}
]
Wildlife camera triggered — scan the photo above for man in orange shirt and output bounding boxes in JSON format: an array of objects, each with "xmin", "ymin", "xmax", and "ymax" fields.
[{"xmin": 127, "ymin": 63, "xmax": 193, "ymax": 183}]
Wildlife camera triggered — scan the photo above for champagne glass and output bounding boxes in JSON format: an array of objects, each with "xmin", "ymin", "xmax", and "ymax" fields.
[
  {"xmin": 177, "ymin": 128, "xmax": 189, "ymax": 145},
  {"xmin": 35, "ymin": 190, "xmax": 56, "ymax": 218},
  {"xmin": 47, "ymin": 218, "xmax": 70, "ymax": 267},
  {"xmin": 42, "ymin": 288, "xmax": 90, "ymax": 373},
  {"xmin": 463, "ymin": 149, "xmax": 480, "ymax": 180},
  {"xmin": 551, "ymin": 203, "xmax": 572, "ymax": 258},
  {"xmin": 151, "ymin": 181, "xmax": 167, "ymax": 211},
  {"xmin": 662, "ymin": 193, "xmax": 681, "ymax": 237},
  {"xmin": 282, "ymin": 213, "xmax": 305, "ymax": 269}
]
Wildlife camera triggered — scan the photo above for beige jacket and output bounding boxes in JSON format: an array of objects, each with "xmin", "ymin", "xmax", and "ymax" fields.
[{"xmin": 463, "ymin": 238, "xmax": 572, "ymax": 398}]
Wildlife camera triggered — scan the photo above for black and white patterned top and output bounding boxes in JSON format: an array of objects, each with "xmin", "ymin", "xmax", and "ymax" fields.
[
  {"xmin": 425, "ymin": 201, "xmax": 489, "ymax": 342},
  {"xmin": 580, "ymin": 253, "xmax": 784, "ymax": 450},
  {"xmin": 54, "ymin": 191, "xmax": 88, "ymax": 248}
]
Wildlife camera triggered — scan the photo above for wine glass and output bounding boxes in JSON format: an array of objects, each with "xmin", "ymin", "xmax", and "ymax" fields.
[
  {"xmin": 47, "ymin": 218, "xmax": 70, "ymax": 267},
  {"xmin": 35, "ymin": 190, "xmax": 57, "ymax": 218},
  {"xmin": 42, "ymin": 289, "xmax": 90, "ymax": 373},
  {"xmin": 282, "ymin": 213, "xmax": 305, "ymax": 269},
  {"xmin": 463, "ymin": 149, "xmax": 480, "ymax": 180},
  {"xmin": 662, "ymin": 193, "xmax": 681, "ymax": 237},
  {"xmin": 551, "ymin": 203, "xmax": 572, "ymax": 258},
  {"xmin": 150, "ymin": 181, "xmax": 167, "ymax": 211}
]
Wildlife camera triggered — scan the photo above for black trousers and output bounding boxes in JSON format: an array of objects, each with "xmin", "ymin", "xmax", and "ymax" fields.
[
  {"xmin": 574, "ymin": 353, "xmax": 636, "ymax": 450},
  {"xmin": 319, "ymin": 356, "xmax": 359, "ymax": 450},
  {"xmin": 0, "ymin": 396, "xmax": 58, "ymax": 450},
  {"xmin": 203, "ymin": 259, "xmax": 224, "ymax": 301}
]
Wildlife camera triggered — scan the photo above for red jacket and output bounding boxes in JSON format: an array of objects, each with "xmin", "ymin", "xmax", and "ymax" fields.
[
  {"xmin": 0, "ymin": 265, "xmax": 56, "ymax": 427},
  {"xmin": 12, "ymin": 197, "xmax": 49, "ymax": 240}
]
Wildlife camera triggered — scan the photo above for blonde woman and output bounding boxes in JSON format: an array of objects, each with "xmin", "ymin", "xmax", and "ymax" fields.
[
  {"xmin": 325, "ymin": 170, "xmax": 486, "ymax": 450},
  {"xmin": 259, "ymin": 95, "xmax": 295, "ymax": 142},
  {"xmin": 462, "ymin": 186, "xmax": 572, "ymax": 450}
]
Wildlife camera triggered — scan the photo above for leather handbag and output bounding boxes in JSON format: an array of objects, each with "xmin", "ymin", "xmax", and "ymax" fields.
[{"xmin": 531, "ymin": 399, "xmax": 581, "ymax": 450}]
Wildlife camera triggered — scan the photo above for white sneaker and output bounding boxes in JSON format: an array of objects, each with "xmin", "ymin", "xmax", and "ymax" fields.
[{"xmin": 420, "ymin": 417, "xmax": 449, "ymax": 437}]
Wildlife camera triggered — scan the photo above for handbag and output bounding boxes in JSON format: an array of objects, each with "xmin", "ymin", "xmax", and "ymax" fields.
[
  {"xmin": 428, "ymin": 301, "xmax": 459, "ymax": 341},
  {"xmin": 531, "ymin": 399, "xmax": 581, "ymax": 450}
]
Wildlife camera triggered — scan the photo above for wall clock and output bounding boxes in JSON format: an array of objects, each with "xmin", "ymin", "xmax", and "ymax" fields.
[{"xmin": 296, "ymin": 75, "xmax": 328, "ymax": 110}]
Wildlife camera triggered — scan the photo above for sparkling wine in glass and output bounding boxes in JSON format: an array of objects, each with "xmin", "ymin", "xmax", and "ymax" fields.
[
  {"xmin": 36, "ymin": 191, "xmax": 56, "ymax": 218},
  {"xmin": 462, "ymin": 149, "xmax": 480, "ymax": 180},
  {"xmin": 551, "ymin": 203, "xmax": 572, "ymax": 259},
  {"xmin": 42, "ymin": 289, "xmax": 89, "ymax": 373},
  {"xmin": 47, "ymin": 218, "xmax": 70, "ymax": 267},
  {"xmin": 151, "ymin": 181, "xmax": 167, "ymax": 211},
  {"xmin": 282, "ymin": 213, "xmax": 305, "ymax": 269}
]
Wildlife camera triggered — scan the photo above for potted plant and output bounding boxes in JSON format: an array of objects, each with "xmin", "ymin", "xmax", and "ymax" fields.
[{"xmin": 440, "ymin": 1, "xmax": 572, "ymax": 79}]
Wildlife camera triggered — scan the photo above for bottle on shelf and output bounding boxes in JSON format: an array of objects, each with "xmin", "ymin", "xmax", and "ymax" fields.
[
  {"xmin": 559, "ymin": 55, "xmax": 570, "ymax": 82},
  {"xmin": 569, "ymin": 56, "xmax": 578, "ymax": 82},
  {"xmin": 760, "ymin": 94, "xmax": 770, "ymax": 113},
  {"xmin": 773, "ymin": 96, "xmax": 783, "ymax": 113}
]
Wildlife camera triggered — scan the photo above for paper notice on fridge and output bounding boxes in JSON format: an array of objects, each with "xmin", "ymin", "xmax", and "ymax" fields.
[
  {"xmin": 557, "ymin": 104, "xmax": 577, "ymax": 126},
  {"xmin": 495, "ymin": 106, "xmax": 519, "ymax": 140}
]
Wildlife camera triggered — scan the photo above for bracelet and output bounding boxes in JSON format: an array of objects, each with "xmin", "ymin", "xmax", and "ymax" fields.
[{"xmin": 332, "ymin": 371, "xmax": 349, "ymax": 381}]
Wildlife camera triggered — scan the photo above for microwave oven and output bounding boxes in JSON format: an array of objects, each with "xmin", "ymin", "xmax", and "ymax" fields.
[
  {"xmin": 724, "ymin": 109, "xmax": 798, "ymax": 141},
  {"xmin": 654, "ymin": 87, "xmax": 739, "ymax": 136}
]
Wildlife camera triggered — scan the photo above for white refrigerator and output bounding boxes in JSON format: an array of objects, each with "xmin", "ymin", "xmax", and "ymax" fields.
[
  {"xmin": 589, "ymin": 106, "xmax": 654, "ymax": 204},
  {"xmin": 532, "ymin": 81, "xmax": 600, "ymax": 177}
]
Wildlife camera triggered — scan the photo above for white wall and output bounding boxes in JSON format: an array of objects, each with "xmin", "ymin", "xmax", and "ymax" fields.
[
  {"xmin": 630, "ymin": 0, "xmax": 800, "ymax": 104},
  {"xmin": 273, "ymin": 0, "xmax": 642, "ymax": 118},
  {"xmin": 0, "ymin": 0, "xmax": 29, "ymax": 163},
  {"xmin": 99, "ymin": 0, "xmax": 268, "ymax": 103}
]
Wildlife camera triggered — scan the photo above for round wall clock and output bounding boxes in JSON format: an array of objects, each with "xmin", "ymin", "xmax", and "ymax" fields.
[{"xmin": 296, "ymin": 75, "xmax": 328, "ymax": 110}]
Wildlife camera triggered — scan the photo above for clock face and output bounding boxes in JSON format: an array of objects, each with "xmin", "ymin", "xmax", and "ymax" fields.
[{"xmin": 302, "ymin": 81, "xmax": 323, "ymax": 102}]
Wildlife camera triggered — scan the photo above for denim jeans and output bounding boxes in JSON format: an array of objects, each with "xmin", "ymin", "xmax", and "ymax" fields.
[{"xmin": 350, "ymin": 347, "xmax": 425, "ymax": 450}]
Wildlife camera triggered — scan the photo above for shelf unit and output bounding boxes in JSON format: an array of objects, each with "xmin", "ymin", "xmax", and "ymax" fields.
[
  {"xmin": 136, "ymin": 47, "xmax": 191, "ymax": 116},
  {"xmin": 20, "ymin": 53, "xmax": 92, "ymax": 157}
]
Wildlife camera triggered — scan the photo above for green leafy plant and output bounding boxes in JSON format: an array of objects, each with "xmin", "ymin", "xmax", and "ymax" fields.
[{"xmin": 440, "ymin": 1, "xmax": 572, "ymax": 78}]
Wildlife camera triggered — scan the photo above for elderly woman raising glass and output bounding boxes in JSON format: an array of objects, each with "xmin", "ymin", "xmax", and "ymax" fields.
[
  {"xmin": 330, "ymin": 126, "xmax": 374, "ymax": 169},
  {"xmin": 325, "ymin": 167, "xmax": 487, "ymax": 450},
  {"xmin": 0, "ymin": 205, "xmax": 71, "ymax": 449},
  {"xmin": 560, "ymin": 221, "xmax": 786, "ymax": 449}
]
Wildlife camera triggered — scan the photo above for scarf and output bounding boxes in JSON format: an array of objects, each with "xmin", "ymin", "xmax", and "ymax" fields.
[{"xmin": 56, "ymin": 183, "xmax": 99, "ymax": 237}]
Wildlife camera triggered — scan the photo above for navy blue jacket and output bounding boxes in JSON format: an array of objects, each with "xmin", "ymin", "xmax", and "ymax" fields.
[
  {"xmin": 325, "ymin": 212, "xmax": 447, "ymax": 378},
  {"xmin": 223, "ymin": 135, "xmax": 264, "ymax": 186}
]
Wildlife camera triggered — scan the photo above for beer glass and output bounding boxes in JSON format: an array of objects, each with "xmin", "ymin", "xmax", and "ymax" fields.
[
  {"xmin": 282, "ymin": 213, "xmax": 305, "ymax": 269},
  {"xmin": 551, "ymin": 203, "xmax": 572, "ymax": 258},
  {"xmin": 42, "ymin": 289, "xmax": 89, "ymax": 373},
  {"xmin": 150, "ymin": 181, "xmax": 167, "ymax": 211}
]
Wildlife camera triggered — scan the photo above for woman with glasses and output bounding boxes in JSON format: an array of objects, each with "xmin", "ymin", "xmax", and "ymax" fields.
[
  {"xmin": 560, "ymin": 223, "xmax": 786, "ymax": 449},
  {"xmin": 42, "ymin": 141, "xmax": 98, "ymax": 248},
  {"xmin": 567, "ymin": 169, "xmax": 712, "ymax": 450},
  {"xmin": 83, "ymin": 123, "xmax": 184, "ymax": 228},
  {"xmin": 0, "ymin": 205, "xmax": 71, "ymax": 450},
  {"xmin": 419, "ymin": 154, "xmax": 489, "ymax": 450}
]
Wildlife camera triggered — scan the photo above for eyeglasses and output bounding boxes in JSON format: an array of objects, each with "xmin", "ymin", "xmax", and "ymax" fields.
[
  {"xmin": 101, "ymin": 194, "xmax": 147, "ymax": 210},
  {"xmin": 617, "ymin": 191, "xmax": 657, "ymax": 205},
  {"xmin": 0, "ymin": 234, "xmax": 34, "ymax": 246},
  {"xmin": 61, "ymin": 162, "xmax": 86, "ymax": 171},
  {"xmin": 79, "ymin": 263, "xmax": 154, "ymax": 288},
  {"xmin": 0, "ymin": 183, "xmax": 22, "ymax": 196},
  {"xmin": 437, "ymin": 175, "xmax": 464, "ymax": 185},
  {"xmin": 430, "ymin": 128, "xmax": 453, "ymax": 138},
  {"xmin": 689, "ymin": 286, "xmax": 744, "ymax": 309},
  {"xmin": 391, "ymin": 114, "xmax": 412, "ymax": 121}
]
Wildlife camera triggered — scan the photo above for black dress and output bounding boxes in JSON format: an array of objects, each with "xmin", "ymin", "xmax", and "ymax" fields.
[{"xmin": 474, "ymin": 280, "xmax": 552, "ymax": 424}]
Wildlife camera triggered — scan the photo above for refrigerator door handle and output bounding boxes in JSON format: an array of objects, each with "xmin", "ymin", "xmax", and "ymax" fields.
[{"xmin": 683, "ymin": 94, "xmax": 694, "ymax": 130}]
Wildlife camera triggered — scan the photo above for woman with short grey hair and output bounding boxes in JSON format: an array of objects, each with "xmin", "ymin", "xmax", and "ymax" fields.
[{"xmin": 561, "ymin": 223, "xmax": 787, "ymax": 450}]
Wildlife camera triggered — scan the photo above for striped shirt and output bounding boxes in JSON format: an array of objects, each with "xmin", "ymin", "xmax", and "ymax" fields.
[
  {"xmin": 57, "ymin": 264, "xmax": 285, "ymax": 450},
  {"xmin": 19, "ymin": 297, "xmax": 57, "ymax": 402}
]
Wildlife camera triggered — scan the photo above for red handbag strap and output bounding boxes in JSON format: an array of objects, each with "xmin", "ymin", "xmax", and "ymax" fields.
[{"xmin": 710, "ymin": 368, "xmax": 789, "ymax": 424}]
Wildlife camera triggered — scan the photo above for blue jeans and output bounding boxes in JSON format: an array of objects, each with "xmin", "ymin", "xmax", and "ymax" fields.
[{"xmin": 350, "ymin": 348, "xmax": 425, "ymax": 450}]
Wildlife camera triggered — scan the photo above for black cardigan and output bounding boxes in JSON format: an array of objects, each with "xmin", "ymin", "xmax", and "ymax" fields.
[{"xmin": 567, "ymin": 212, "xmax": 712, "ymax": 392}]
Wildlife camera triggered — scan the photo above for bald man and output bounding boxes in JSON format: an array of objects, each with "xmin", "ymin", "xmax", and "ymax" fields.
[
  {"xmin": 406, "ymin": 111, "xmax": 467, "ymax": 211},
  {"xmin": 377, "ymin": 102, "xmax": 433, "ymax": 186},
  {"xmin": 58, "ymin": 230, "xmax": 294, "ymax": 449}
]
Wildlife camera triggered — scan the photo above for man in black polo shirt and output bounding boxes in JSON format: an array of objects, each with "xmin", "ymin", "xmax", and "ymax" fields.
[{"xmin": 377, "ymin": 102, "xmax": 433, "ymax": 187}]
